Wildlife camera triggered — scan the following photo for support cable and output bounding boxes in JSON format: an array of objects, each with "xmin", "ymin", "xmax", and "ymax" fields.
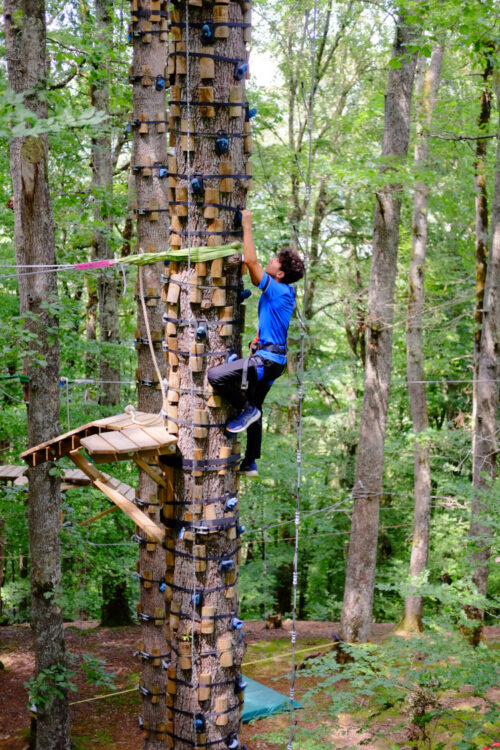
[{"xmin": 287, "ymin": 1, "xmax": 318, "ymax": 747}]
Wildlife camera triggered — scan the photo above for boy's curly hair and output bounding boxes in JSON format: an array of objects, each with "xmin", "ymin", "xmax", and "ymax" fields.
[{"xmin": 278, "ymin": 247, "xmax": 305, "ymax": 285}]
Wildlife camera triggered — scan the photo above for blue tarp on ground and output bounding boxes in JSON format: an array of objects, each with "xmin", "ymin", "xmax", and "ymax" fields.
[{"xmin": 241, "ymin": 675, "xmax": 302, "ymax": 723}]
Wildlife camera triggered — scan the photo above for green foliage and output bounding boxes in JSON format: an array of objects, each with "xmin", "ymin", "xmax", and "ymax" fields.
[{"xmin": 25, "ymin": 662, "xmax": 78, "ymax": 712}]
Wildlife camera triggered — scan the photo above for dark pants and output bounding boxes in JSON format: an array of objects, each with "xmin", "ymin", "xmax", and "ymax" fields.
[{"xmin": 208, "ymin": 356, "xmax": 285, "ymax": 461}]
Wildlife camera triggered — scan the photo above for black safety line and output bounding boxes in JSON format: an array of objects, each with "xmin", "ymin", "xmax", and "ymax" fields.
[
  {"xmin": 167, "ymin": 578, "xmax": 238, "ymax": 595},
  {"xmin": 169, "ymin": 229, "xmax": 243, "ymax": 237},
  {"xmin": 168, "ymin": 50, "xmax": 242, "ymax": 64},
  {"xmin": 173, "ymin": 544, "xmax": 240, "ymax": 560},
  {"xmin": 162, "ymin": 343, "xmax": 230, "ymax": 357},
  {"xmin": 164, "ymin": 278, "xmax": 244, "ymax": 291},
  {"xmin": 162, "ymin": 314, "xmax": 242, "ymax": 327},
  {"xmin": 168, "ymin": 101, "xmax": 246, "ymax": 110},
  {"xmin": 166, "ymin": 170, "xmax": 250, "ymax": 180},
  {"xmin": 161, "ymin": 515, "xmax": 238, "ymax": 533},
  {"xmin": 169, "ymin": 20, "xmax": 251, "ymax": 29},
  {"xmin": 169, "ymin": 200, "xmax": 242, "ymax": 212},
  {"xmin": 165, "ymin": 415, "xmax": 227, "ymax": 428}
]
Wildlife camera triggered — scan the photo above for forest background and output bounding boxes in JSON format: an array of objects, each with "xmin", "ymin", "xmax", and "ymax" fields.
[{"xmin": 0, "ymin": 0, "xmax": 499, "ymax": 717}]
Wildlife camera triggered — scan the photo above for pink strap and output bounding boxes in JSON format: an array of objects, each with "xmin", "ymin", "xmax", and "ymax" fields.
[{"xmin": 74, "ymin": 259, "xmax": 114, "ymax": 270}]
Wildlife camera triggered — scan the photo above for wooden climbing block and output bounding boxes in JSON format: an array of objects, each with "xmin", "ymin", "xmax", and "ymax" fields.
[
  {"xmin": 138, "ymin": 112, "xmax": 149, "ymax": 134},
  {"xmin": 160, "ymin": 18, "xmax": 168, "ymax": 42},
  {"xmin": 166, "ymin": 281, "xmax": 180, "ymax": 305},
  {"xmin": 198, "ymin": 673, "xmax": 211, "ymax": 702},
  {"xmin": 244, "ymin": 134, "xmax": 253, "ymax": 154},
  {"xmin": 218, "ymin": 636, "xmax": 233, "ymax": 667},
  {"xmin": 168, "ymin": 368, "xmax": 180, "ymax": 388},
  {"xmin": 141, "ymin": 65, "xmax": 153, "ymax": 86},
  {"xmin": 211, "ymin": 257, "xmax": 223, "ymax": 279},
  {"xmin": 141, "ymin": 20, "xmax": 152, "ymax": 42},
  {"xmin": 142, "ymin": 155, "xmax": 152, "ymax": 177},
  {"xmin": 243, "ymin": 9, "xmax": 252, "ymax": 42},
  {"xmin": 175, "ymin": 185, "xmax": 188, "ymax": 216},
  {"xmin": 169, "ymin": 600, "xmax": 180, "ymax": 630},
  {"xmin": 215, "ymin": 696, "xmax": 228, "ymax": 726},
  {"xmin": 193, "ymin": 408, "xmax": 208, "ymax": 437},
  {"xmin": 195, "ymin": 261, "xmax": 207, "ymax": 277},
  {"xmin": 169, "ymin": 8, "xmax": 181, "ymax": 40},
  {"xmin": 167, "ymin": 667, "xmax": 177, "ymax": 694},
  {"xmin": 199, "ymin": 87, "xmax": 215, "ymax": 118},
  {"xmin": 168, "ymin": 154, "xmax": 177, "ymax": 186},
  {"xmin": 193, "ymin": 447, "xmax": 204, "ymax": 476},
  {"xmin": 229, "ymin": 86, "xmax": 243, "ymax": 117},
  {"xmin": 156, "ymin": 110, "xmax": 167, "ymax": 133},
  {"xmin": 194, "ymin": 545, "xmax": 206, "ymax": 573},
  {"xmin": 181, "ymin": 119, "xmax": 194, "ymax": 152},
  {"xmin": 170, "ymin": 85, "xmax": 180, "ymax": 118},
  {"xmin": 148, "ymin": 199, "xmax": 159, "ymax": 221},
  {"xmin": 246, "ymin": 160, "xmax": 253, "ymax": 190},
  {"xmin": 188, "ymin": 0, "xmax": 202, "ymax": 6},
  {"xmin": 204, "ymin": 504, "xmax": 217, "ymax": 524},
  {"xmin": 167, "ymin": 336, "xmax": 179, "ymax": 365},
  {"xmin": 178, "ymin": 642, "xmax": 192, "ymax": 670},
  {"xmin": 176, "ymin": 42, "xmax": 187, "ymax": 74},
  {"xmin": 213, "ymin": 4, "xmax": 228, "ymax": 36},
  {"xmin": 204, "ymin": 187, "xmax": 219, "ymax": 219},
  {"xmin": 171, "ymin": 214, "xmax": 182, "ymax": 235},
  {"xmin": 218, "ymin": 445, "xmax": 232, "ymax": 475},
  {"xmin": 208, "ymin": 218, "xmax": 224, "ymax": 247},
  {"xmin": 150, "ymin": 0, "xmax": 161, "ymax": 21},
  {"xmin": 167, "ymin": 388, "xmax": 179, "ymax": 403},
  {"xmin": 212, "ymin": 277, "xmax": 226, "ymax": 307},
  {"xmin": 189, "ymin": 276, "xmax": 202, "ymax": 304},
  {"xmin": 220, "ymin": 306, "xmax": 233, "ymax": 337},
  {"xmin": 191, "ymin": 343, "xmax": 205, "ymax": 374},
  {"xmin": 200, "ymin": 49, "xmax": 215, "ymax": 79},
  {"xmin": 220, "ymin": 161, "xmax": 234, "ymax": 193},
  {"xmin": 201, "ymin": 606, "xmax": 215, "ymax": 634}
]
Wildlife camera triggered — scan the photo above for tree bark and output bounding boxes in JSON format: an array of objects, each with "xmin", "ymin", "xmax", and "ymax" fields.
[
  {"xmin": 129, "ymin": 0, "xmax": 168, "ymax": 745},
  {"xmin": 467, "ymin": 73, "xmax": 500, "ymax": 642},
  {"xmin": 4, "ymin": 0, "xmax": 70, "ymax": 745},
  {"xmin": 160, "ymin": 1, "xmax": 249, "ymax": 746},
  {"xmin": 91, "ymin": 0, "xmax": 121, "ymax": 406},
  {"xmin": 339, "ymin": 8, "xmax": 420, "ymax": 644},
  {"xmin": 472, "ymin": 57, "xmax": 493, "ymax": 456},
  {"xmin": 400, "ymin": 45, "xmax": 444, "ymax": 633}
]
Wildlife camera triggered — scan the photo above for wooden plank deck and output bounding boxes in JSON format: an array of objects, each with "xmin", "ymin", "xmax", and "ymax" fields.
[{"xmin": 19, "ymin": 411, "xmax": 177, "ymax": 466}]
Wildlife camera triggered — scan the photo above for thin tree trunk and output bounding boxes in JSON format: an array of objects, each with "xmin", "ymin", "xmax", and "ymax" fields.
[
  {"xmin": 472, "ymin": 58, "xmax": 493, "ymax": 454},
  {"xmin": 400, "ymin": 44, "xmax": 444, "ymax": 633},
  {"xmin": 4, "ymin": 0, "xmax": 70, "ymax": 745},
  {"xmin": 340, "ymin": 8, "xmax": 420, "ymax": 644},
  {"xmin": 91, "ymin": 0, "xmax": 121, "ymax": 406},
  {"xmin": 129, "ymin": 0, "xmax": 168, "ymax": 745},
  {"xmin": 466, "ymin": 74, "xmax": 500, "ymax": 643}
]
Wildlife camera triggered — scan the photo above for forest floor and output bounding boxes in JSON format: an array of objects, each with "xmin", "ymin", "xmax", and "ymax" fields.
[{"xmin": 0, "ymin": 621, "xmax": 498, "ymax": 750}]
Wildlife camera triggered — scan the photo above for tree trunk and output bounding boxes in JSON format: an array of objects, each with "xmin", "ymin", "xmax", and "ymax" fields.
[
  {"xmin": 91, "ymin": 0, "xmax": 121, "ymax": 406},
  {"xmin": 400, "ymin": 45, "xmax": 444, "ymax": 634},
  {"xmin": 466, "ymin": 73, "xmax": 500, "ymax": 643},
  {"xmin": 101, "ymin": 574, "xmax": 133, "ymax": 626},
  {"xmin": 472, "ymin": 57, "xmax": 493, "ymax": 456},
  {"xmin": 159, "ymin": 1, "xmax": 249, "ymax": 746},
  {"xmin": 129, "ymin": 0, "xmax": 169, "ymax": 745},
  {"xmin": 4, "ymin": 0, "xmax": 70, "ymax": 745},
  {"xmin": 339, "ymin": 9, "xmax": 419, "ymax": 643}
]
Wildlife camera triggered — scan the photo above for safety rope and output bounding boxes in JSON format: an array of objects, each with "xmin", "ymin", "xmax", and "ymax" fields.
[{"xmin": 287, "ymin": 0, "xmax": 318, "ymax": 746}]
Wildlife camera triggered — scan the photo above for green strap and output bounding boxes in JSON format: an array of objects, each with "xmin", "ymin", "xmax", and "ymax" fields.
[{"xmin": 122, "ymin": 242, "xmax": 243, "ymax": 266}]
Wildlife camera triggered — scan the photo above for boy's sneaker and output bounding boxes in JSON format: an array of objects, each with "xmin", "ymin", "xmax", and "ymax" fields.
[
  {"xmin": 238, "ymin": 459, "xmax": 258, "ymax": 477},
  {"xmin": 226, "ymin": 405, "xmax": 261, "ymax": 433}
]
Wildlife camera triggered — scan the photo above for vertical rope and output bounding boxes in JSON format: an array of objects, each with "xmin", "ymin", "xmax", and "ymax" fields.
[{"xmin": 287, "ymin": 1, "xmax": 318, "ymax": 747}]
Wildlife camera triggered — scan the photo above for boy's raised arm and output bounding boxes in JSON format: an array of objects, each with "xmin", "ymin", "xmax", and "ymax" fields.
[{"xmin": 241, "ymin": 209, "xmax": 264, "ymax": 286}]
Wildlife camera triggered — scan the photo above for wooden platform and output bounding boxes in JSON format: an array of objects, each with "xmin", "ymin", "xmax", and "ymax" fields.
[
  {"xmin": 20, "ymin": 411, "xmax": 177, "ymax": 467},
  {"xmin": 0, "ymin": 464, "xmax": 136, "ymax": 501}
]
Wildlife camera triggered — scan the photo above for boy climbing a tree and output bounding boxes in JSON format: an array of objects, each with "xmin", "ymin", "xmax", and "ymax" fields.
[{"xmin": 208, "ymin": 209, "xmax": 305, "ymax": 477}]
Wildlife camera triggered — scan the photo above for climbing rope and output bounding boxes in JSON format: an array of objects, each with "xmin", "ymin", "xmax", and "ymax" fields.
[{"xmin": 287, "ymin": 0, "xmax": 318, "ymax": 747}]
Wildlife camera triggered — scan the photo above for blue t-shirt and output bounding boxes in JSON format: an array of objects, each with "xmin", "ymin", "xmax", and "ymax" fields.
[{"xmin": 256, "ymin": 272, "xmax": 296, "ymax": 365}]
